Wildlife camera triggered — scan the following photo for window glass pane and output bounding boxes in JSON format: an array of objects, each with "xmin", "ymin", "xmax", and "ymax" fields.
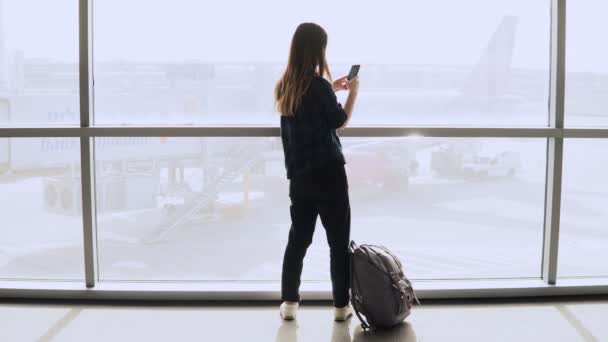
[
  {"xmin": 0, "ymin": 0, "xmax": 79, "ymax": 126},
  {"xmin": 348, "ymin": 138, "xmax": 546, "ymax": 279},
  {"xmin": 559, "ymin": 139, "xmax": 608, "ymax": 277},
  {"xmin": 96, "ymin": 137, "xmax": 544, "ymax": 281},
  {"xmin": 0, "ymin": 138, "xmax": 83, "ymax": 280},
  {"xmin": 565, "ymin": 1, "xmax": 608, "ymax": 127},
  {"xmin": 93, "ymin": 1, "xmax": 549, "ymax": 126}
]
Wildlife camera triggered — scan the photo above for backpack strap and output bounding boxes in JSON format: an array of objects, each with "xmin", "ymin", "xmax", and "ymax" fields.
[
  {"xmin": 370, "ymin": 244, "xmax": 421, "ymax": 306},
  {"xmin": 369, "ymin": 244, "xmax": 404, "ymax": 271},
  {"xmin": 352, "ymin": 295, "xmax": 372, "ymax": 331},
  {"xmin": 348, "ymin": 240, "xmax": 358, "ymax": 253},
  {"xmin": 349, "ymin": 242, "xmax": 374, "ymax": 332}
]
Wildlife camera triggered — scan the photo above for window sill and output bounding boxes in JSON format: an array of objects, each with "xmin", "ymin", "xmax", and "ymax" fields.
[{"xmin": 1, "ymin": 278, "xmax": 608, "ymax": 301}]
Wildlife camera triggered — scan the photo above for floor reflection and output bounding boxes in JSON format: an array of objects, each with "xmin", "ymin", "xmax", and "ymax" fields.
[
  {"xmin": 275, "ymin": 320, "xmax": 298, "ymax": 342},
  {"xmin": 351, "ymin": 322, "xmax": 417, "ymax": 342},
  {"xmin": 275, "ymin": 319, "xmax": 417, "ymax": 342},
  {"xmin": 330, "ymin": 321, "xmax": 352, "ymax": 342}
]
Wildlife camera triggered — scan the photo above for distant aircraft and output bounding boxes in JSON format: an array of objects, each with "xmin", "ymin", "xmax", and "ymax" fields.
[
  {"xmin": 0, "ymin": 16, "xmax": 527, "ymax": 177},
  {"xmin": 353, "ymin": 15, "xmax": 527, "ymax": 125}
]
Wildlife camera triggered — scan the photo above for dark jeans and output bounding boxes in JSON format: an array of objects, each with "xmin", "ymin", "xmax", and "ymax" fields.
[{"xmin": 281, "ymin": 162, "xmax": 351, "ymax": 307}]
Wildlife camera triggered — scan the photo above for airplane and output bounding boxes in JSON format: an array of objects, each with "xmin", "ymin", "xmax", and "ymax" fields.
[
  {"xmin": 0, "ymin": 15, "xmax": 530, "ymax": 235},
  {"xmin": 351, "ymin": 15, "xmax": 535, "ymax": 126}
]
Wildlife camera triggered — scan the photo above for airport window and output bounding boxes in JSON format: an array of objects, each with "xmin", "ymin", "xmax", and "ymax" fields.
[
  {"xmin": 95, "ymin": 137, "xmax": 544, "ymax": 281},
  {"xmin": 565, "ymin": 1, "xmax": 608, "ymax": 127},
  {"xmin": 3, "ymin": 0, "xmax": 608, "ymax": 298},
  {"xmin": 0, "ymin": 0, "xmax": 79, "ymax": 126},
  {"xmin": 559, "ymin": 139, "xmax": 608, "ymax": 278},
  {"xmin": 348, "ymin": 138, "xmax": 546, "ymax": 280},
  {"xmin": 92, "ymin": 0, "xmax": 550, "ymax": 127},
  {"xmin": 0, "ymin": 138, "xmax": 84, "ymax": 280},
  {"xmin": 95, "ymin": 137, "xmax": 289, "ymax": 281}
]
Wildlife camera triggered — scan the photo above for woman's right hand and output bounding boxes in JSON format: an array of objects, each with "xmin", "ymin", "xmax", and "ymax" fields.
[
  {"xmin": 341, "ymin": 76, "xmax": 359, "ymax": 128},
  {"xmin": 346, "ymin": 76, "xmax": 359, "ymax": 93}
]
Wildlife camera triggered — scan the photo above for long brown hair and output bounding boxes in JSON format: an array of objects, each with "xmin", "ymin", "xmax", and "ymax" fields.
[{"xmin": 275, "ymin": 23, "xmax": 332, "ymax": 116}]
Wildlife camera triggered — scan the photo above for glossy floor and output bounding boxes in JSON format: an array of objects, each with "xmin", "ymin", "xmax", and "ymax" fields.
[{"xmin": 2, "ymin": 298, "xmax": 607, "ymax": 341}]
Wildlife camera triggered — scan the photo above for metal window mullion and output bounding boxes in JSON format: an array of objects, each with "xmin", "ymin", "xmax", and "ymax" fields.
[
  {"xmin": 542, "ymin": 0, "xmax": 566, "ymax": 285},
  {"xmin": 564, "ymin": 128, "xmax": 608, "ymax": 138},
  {"xmin": 79, "ymin": 0, "xmax": 97, "ymax": 288},
  {"xmin": 0, "ymin": 126, "xmax": 563, "ymax": 138}
]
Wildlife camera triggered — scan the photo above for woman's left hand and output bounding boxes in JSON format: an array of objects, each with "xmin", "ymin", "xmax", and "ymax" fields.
[{"xmin": 333, "ymin": 76, "xmax": 348, "ymax": 92}]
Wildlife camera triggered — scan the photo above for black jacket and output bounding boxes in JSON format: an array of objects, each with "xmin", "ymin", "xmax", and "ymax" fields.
[{"xmin": 280, "ymin": 76, "xmax": 348, "ymax": 179}]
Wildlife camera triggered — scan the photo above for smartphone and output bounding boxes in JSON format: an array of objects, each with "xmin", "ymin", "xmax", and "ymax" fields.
[{"xmin": 347, "ymin": 64, "xmax": 360, "ymax": 81}]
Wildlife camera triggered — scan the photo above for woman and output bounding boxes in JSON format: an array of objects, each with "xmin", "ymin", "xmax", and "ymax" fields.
[{"xmin": 274, "ymin": 22, "xmax": 359, "ymax": 321}]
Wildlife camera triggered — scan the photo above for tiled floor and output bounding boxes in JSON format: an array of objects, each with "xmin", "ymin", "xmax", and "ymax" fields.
[{"xmin": 1, "ymin": 298, "xmax": 607, "ymax": 341}]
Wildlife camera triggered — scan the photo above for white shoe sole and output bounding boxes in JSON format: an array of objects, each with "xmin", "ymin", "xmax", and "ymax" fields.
[
  {"xmin": 280, "ymin": 312, "xmax": 296, "ymax": 320},
  {"xmin": 334, "ymin": 311, "xmax": 353, "ymax": 321}
]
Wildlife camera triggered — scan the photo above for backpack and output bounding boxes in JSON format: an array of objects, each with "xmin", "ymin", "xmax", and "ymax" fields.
[{"xmin": 349, "ymin": 240, "xmax": 419, "ymax": 331}]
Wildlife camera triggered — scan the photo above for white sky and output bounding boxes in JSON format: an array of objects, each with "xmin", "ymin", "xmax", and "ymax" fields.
[{"xmin": 1, "ymin": 0, "xmax": 607, "ymax": 72}]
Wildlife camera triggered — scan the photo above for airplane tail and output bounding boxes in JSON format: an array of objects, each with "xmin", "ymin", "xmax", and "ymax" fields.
[{"xmin": 460, "ymin": 15, "xmax": 518, "ymax": 97}]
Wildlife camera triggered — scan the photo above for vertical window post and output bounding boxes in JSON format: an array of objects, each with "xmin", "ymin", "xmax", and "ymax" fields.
[
  {"xmin": 542, "ymin": 0, "xmax": 566, "ymax": 285},
  {"xmin": 79, "ymin": 0, "xmax": 97, "ymax": 288}
]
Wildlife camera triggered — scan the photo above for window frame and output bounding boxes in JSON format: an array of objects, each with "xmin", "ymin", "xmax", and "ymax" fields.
[{"xmin": 2, "ymin": 0, "xmax": 608, "ymax": 300}]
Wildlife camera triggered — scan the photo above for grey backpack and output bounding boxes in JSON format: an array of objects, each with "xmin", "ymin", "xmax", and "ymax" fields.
[{"xmin": 349, "ymin": 240, "xmax": 419, "ymax": 331}]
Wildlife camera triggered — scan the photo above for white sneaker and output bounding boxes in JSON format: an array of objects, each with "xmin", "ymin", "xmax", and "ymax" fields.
[
  {"xmin": 334, "ymin": 304, "xmax": 353, "ymax": 321},
  {"xmin": 280, "ymin": 302, "xmax": 299, "ymax": 320}
]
